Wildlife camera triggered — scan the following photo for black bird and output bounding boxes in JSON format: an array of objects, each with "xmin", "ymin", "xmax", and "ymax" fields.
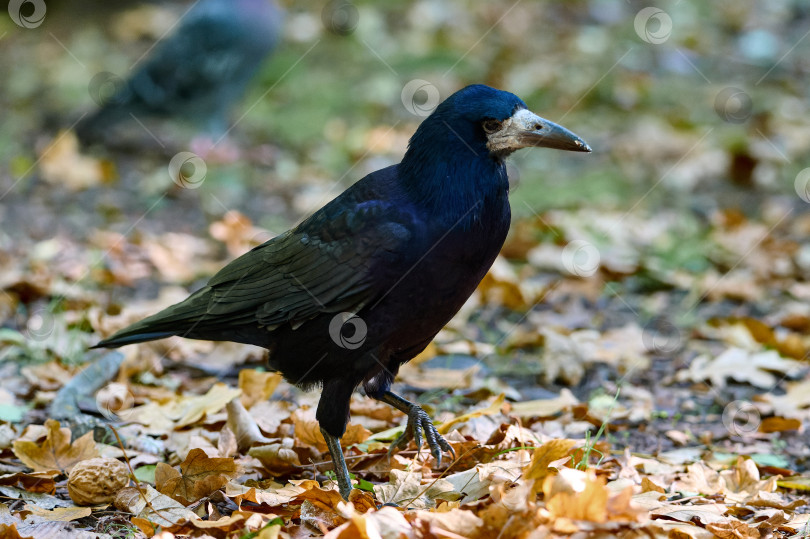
[
  {"xmin": 76, "ymin": 0, "xmax": 282, "ymax": 144},
  {"xmin": 94, "ymin": 85, "xmax": 591, "ymax": 498}
]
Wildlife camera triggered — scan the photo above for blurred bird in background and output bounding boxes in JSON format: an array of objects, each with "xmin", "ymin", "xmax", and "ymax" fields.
[
  {"xmin": 75, "ymin": 0, "xmax": 282, "ymax": 149},
  {"xmin": 94, "ymin": 85, "xmax": 591, "ymax": 499}
]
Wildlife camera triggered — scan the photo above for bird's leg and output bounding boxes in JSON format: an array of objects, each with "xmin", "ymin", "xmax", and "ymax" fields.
[
  {"xmin": 376, "ymin": 391, "xmax": 455, "ymax": 466},
  {"xmin": 320, "ymin": 427, "xmax": 352, "ymax": 499}
]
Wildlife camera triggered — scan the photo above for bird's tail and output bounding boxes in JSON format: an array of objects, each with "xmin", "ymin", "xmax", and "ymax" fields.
[{"xmin": 92, "ymin": 287, "xmax": 210, "ymax": 349}]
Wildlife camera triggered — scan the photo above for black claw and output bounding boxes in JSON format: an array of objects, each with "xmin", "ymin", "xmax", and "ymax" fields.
[{"xmin": 387, "ymin": 404, "xmax": 454, "ymax": 469}]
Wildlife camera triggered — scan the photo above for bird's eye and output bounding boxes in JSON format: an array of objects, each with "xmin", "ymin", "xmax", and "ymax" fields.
[{"xmin": 482, "ymin": 120, "xmax": 501, "ymax": 134}]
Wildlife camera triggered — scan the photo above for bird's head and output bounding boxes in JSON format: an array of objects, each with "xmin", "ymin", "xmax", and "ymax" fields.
[{"xmin": 407, "ymin": 84, "xmax": 591, "ymax": 162}]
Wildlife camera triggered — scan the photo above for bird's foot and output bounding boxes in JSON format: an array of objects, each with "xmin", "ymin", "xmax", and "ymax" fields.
[{"xmin": 388, "ymin": 404, "xmax": 455, "ymax": 466}]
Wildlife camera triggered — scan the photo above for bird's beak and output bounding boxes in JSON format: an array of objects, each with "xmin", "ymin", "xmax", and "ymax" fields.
[{"xmin": 488, "ymin": 108, "xmax": 592, "ymax": 154}]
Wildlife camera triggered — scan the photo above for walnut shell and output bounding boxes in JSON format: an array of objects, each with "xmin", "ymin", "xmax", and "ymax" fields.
[{"xmin": 68, "ymin": 457, "xmax": 129, "ymax": 506}]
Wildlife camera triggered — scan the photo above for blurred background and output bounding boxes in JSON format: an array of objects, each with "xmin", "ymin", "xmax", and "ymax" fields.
[
  {"xmin": 3, "ymin": 1, "xmax": 808, "ymax": 235},
  {"xmin": 1, "ymin": 0, "xmax": 810, "ymax": 444}
]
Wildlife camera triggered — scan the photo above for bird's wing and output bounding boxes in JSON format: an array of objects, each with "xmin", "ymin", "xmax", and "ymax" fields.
[{"xmin": 204, "ymin": 199, "xmax": 413, "ymax": 330}]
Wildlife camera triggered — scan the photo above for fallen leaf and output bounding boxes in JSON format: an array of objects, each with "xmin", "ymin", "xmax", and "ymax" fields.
[
  {"xmin": 249, "ymin": 439, "xmax": 302, "ymax": 474},
  {"xmin": 239, "ymin": 370, "xmax": 282, "ymax": 409},
  {"xmin": 0, "ymin": 471, "xmax": 59, "ymax": 494},
  {"xmin": 374, "ymin": 469, "xmax": 455, "ymax": 509},
  {"xmin": 12, "ymin": 419, "xmax": 99, "ymax": 473},
  {"xmin": 444, "ymin": 459, "xmax": 525, "ymax": 504},
  {"xmin": 115, "ymin": 485, "xmax": 199, "ymax": 527},
  {"xmin": 524, "ymin": 439, "xmax": 578, "ymax": 487},
  {"xmin": 437, "ymin": 394, "xmax": 505, "ymax": 435},
  {"xmin": 510, "ymin": 389, "xmax": 579, "ymax": 418},
  {"xmin": 226, "ymin": 398, "xmax": 273, "ymax": 452},
  {"xmin": 678, "ymin": 348, "xmax": 803, "ymax": 389},
  {"xmin": 292, "ymin": 408, "xmax": 370, "ymax": 450},
  {"xmin": 209, "ymin": 210, "xmax": 272, "ymax": 257},
  {"xmin": 543, "ymin": 468, "xmax": 609, "ymax": 522},
  {"xmin": 324, "ymin": 505, "xmax": 412, "ymax": 539},
  {"xmin": 155, "ymin": 448, "xmax": 239, "ymax": 505},
  {"xmin": 21, "ymin": 505, "xmax": 91, "ymax": 523},
  {"xmin": 124, "ymin": 383, "xmax": 241, "ymax": 430},
  {"xmin": 40, "ymin": 130, "xmax": 110, "ymax": 190}
]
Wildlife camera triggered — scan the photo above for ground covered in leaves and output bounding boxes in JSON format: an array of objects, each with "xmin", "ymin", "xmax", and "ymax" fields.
[{"xmin": 2, "ymin": 0, "xmax": 810, "ymax": 537}]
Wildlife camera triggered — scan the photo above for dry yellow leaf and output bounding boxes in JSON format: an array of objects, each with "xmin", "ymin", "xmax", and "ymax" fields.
[
  {"xmin": 20, "ymin": 505, "xmax": 91, "ymax": 522},
  {"xmin": 239, "ymin": 369, "xmax": 282, "ymax": 409},
  {"xmin": 40, "ymin": 130, "xmax": 110, "ymax": 190},
  {"xmin": 292, "ymin": 408, "xmax": 370, "ymax": 451},
  {"xmin": 12, "ymin": 419, "xmax": 99, "ymax": 473},
  {"xmin": 124, "ymin": 383, "xmax": 241, "ymax": 430},
  {"xmin": 523, "ymin": 439, "xmax": 578, "ymax": 486},
  {"xmin": 543, "ymin": 468, "xmax": 609, "ymax": 522}
]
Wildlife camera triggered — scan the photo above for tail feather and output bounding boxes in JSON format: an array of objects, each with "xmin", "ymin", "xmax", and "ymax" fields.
[{"xmin": 93, "ymin": 287, "xmax": 211, "ymax": 349}]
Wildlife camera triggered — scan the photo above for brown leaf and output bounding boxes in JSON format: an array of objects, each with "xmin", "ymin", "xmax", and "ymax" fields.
[
  {"xmin": 300, "ymin": 499, "xmax": 346, "ymax": 531},
  {"xmin": 0, "ymin": 524, "xmax": 31, "ymax": 539},
  {"xmin": 239, "ymin": 370, "xmax": 282, "ymax": 409},
  {"xmin": 706, "ymin": 519, "xmax": 760, "ymax": 539},
  {"xmin": 249, "ymin": 439, "xmax": 301, "ymax": 474},
  {"xmin": 0, "ymin": 471, "xmax": 59, "ymax": 494},
  {"xmin": 759, "ymin": 416, "xmax": 801, "ymax": 433},
  {"xmin": 12, "ymin": 419, "xmax": 99, "ymax": 473},
  {"xmin": 155, "ymin": 448, "xmax": 239, "ymax": 505}
]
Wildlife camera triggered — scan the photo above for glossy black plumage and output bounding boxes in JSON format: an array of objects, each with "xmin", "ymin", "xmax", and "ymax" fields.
[
  {"xmin": 95, "ymin": 85, "xmax": 591, "ymax": 497},
  {"xmin": 76, "ymin": 0, "xmax": 282, "ymax": 144}
]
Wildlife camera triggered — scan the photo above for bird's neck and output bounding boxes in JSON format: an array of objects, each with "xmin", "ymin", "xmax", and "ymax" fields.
[{"xmin": 399, "ymin": 144, "xmax": 509, "ymax": 228}]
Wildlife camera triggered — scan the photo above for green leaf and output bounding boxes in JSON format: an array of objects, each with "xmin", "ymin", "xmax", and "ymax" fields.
[
  {"xmin": 134, "ymin": 464, "xmax": 157, "ymax": 484},
  {"xmin": 0, "ymin": 403, "xmax": 26, "ymax": 423}
]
